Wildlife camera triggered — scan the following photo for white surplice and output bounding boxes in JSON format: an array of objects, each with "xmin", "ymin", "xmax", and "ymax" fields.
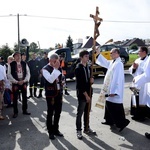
[
  {"xmin": 133, "ymin": 56, "xmax": 150, "ymax": 107},
  {"xmin": 129, "ymin": 56, "xmax": 149, "ymax": 105},
  {"xmin": 96, "ymin": 55, "xmax": 124, "ymax": 104}
]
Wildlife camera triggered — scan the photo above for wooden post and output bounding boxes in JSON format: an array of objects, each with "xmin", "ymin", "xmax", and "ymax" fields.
[{"xmin": 85, "ymin": 6, "xmax": 103, "ymax": 132}]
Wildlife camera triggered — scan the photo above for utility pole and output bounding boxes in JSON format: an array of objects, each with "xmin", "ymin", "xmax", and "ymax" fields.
[{"xmin": 17, "ymin": 13, "xmax": 20, "ymax": 52}]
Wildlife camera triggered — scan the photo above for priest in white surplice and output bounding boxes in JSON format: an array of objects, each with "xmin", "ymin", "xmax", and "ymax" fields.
[
  {"xmin": 96, "ymin": 48, "xmax": 130, "ymax": 132},
  {"xmin": 129, "ymin": 46, "xmax": 149, "ymax": 121}
]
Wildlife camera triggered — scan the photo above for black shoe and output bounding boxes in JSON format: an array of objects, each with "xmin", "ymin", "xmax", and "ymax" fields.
[
  {"xmin": 54, "ymin": 130, "xmax": 64, "ymax": 137},
  {"xmin": 145, "ymin": 132, "xmax": 150, "ymax": 139},
  {"xmin": 132, "ymin": 116, "xmax": 145, "ymax": 122},
  {"xmin": 23, "ymin": 111, "xmax": 31, "ymax": 115},
  {"xmin": 65, "ymin": 91, "xmax": 70, "ymax": 95},
  {"xmin": 37, "ymin": 95, "xmax": 42, "ymax": 98},
  {"xmin": 13, "ymin": 113, "xmax": 18, "ymax": 118},
  {"xmin": 84, "ymin": 128, "xmax": 96, "ymax": 134},
  {"xmin": 49, "ymin": 134, "xmax": 55, "ymax": 140},
  {"xmin": 34, "ymin": 94, "xmax": 37, "ymax": 97},
  {"xmin": 119, "ymin": 120, "xmax": 130, "ymax": 132},
  {"xmin": 101, "ymin": 122, "xmax": 114, "ymax": 126},
  {"xmin": 27, "ymin": 95, "xmax": 33, "ymax": 99},
  {"xmin": 77, "ymin": 131, "xmax": 82, "ymax": 139}
]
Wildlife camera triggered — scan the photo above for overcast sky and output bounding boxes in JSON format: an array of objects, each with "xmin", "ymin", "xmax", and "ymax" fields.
[{"xmin": 0, "ymin": 0, "xmax": 150, "ymax": 48}]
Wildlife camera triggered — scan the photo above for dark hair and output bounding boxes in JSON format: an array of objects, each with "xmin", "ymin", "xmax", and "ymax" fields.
[
  {"xmin": 0, "ymin": 56, "xmax": 4, "ymax": 60},
  {"xmin": 13, "ymin": 51, "xmax": 21, "ymax": 57},
  {"xmin": 21, "ymin": 52, "xmax": 26, "ymax": 56},
  {"xmin": 111, "ymin": 48, "xmax": 120, "ymax": 55},
  {"xmin": 140, "ymin": 46, "xmax": 148, "ymax": 54},
  {"xmin": 79, "ymin": 50, "xmax": 89, "ymax": 58},
  {"xmin": 44, "ymin": 52, "xmax": 48, "ymax": 55}
]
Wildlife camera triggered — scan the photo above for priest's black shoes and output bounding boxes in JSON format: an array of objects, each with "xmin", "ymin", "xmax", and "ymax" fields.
[
  {"xmin": 119, "ymin": 120, "xmax": 130, "ymax": 132},
  {"xmin": 145, "ymin": 132, "xmax": 150, "ymax": 139},
  {"xmin": 49, "ymin": 134, "xmax": 55, "ymax": 140},
  {"xmin": 54, "ymin": 130, "xmax": 64, "ymax": 137},
  {"xmin": 101, "ymin": 122, "xmax": 114, "ymax": 126},
  {"xmin": 23, "ymin": 111, "xmax": 31, "ymax": 115}
]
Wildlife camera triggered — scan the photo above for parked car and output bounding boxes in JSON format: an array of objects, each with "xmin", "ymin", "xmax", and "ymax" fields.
[
  {"xmin": 100, "ymin": 44, "xmax": 129, "ymax": 64},
  {"xmin": 130, "ymin": 49, "xmax": 139, "ymax": 54},
  {"xmin": 128, "ymin": 49, "xmax": 137, "ymax": 54}
]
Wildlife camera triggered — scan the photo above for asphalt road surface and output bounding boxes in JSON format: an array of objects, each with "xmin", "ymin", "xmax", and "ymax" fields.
[{"xmin": 0, "ymin": 73, "xmax": 150, "ymax": 150}]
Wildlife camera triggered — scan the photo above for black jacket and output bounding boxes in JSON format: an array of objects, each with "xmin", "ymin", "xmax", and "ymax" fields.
[
  {"xmin": 28, "ymin": 59, "xmax": 40, "ymax": 76},
  {"xmin": 75, "ymin": 63, "xmax": 92, "ymax": 101}
]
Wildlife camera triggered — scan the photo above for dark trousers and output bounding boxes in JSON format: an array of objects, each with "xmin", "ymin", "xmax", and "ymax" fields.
[
  {"xmin": 38, "ymin": 76, "xmax": 45, "ymax": 96},
  {"xmin": 104, "ymin": 101, "xmax": 129, "ymax": 128},
  {"xmin": 76, "ymin": 100, "xmax": 90, "ymax": 131},
  {"xmin": 12, "ymin": 83, "xmax": 28, "ymax": 114},
  {"xmin": 46, "ymin": 93, "xmax": 63, "ymax": 134},
  {"xmin": 39, "ymin": 76, "xmax": 45, "ymax": 89},
  {"xmin": 29, "ymin": 75, "xmax": 38, "ymax": 95}
]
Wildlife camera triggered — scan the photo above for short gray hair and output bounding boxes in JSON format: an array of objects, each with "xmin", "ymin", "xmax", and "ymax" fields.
[{"xmin": 49, "ymin": 53, "xmax": 59, "ymax": 60}]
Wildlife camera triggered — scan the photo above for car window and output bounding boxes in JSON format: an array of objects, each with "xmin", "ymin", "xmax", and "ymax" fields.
[
  {"xmin": 107, "ymin": 45, "xmax": 116, "ymax": 51},
  {"xmin": 100, "ymin": 46, "xmax": 107, "ymax": 52}
]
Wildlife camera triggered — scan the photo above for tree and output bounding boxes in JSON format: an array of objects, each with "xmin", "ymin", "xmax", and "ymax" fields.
[
  {"xmin": 13, "ymin": 43, "xmax": 27, "ymax": 53},
  {"xmin": 29, "ymin": 42, "xmax": 39, "ymax": 52},
  {"xmin": 0, "ymin": 45, "xmax": 13, "ymax": 62},
  {"xmin": 129, "ymin": 44, "xmax": 138, "ymax": 50},
  {"xmin": 66, "ymin": 35, "xmax": 73, "ymax": 52}
]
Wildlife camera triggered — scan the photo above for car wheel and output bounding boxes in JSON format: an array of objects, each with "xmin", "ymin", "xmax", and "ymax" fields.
[{"xmin": 121, "ymin": 57, "xmax": 126, "ymax": 64}]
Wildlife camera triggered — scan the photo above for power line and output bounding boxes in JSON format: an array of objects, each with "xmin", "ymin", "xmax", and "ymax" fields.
[
  {"xmin": 1, "ymin": 14, "xmax": 150, "ymax": 23},
  {"xmin": 27, "ymin": 15, "xmax": 150, "ymax": 23}
]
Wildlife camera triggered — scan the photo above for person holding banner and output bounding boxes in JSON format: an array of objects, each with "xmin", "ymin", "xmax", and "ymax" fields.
[{"xmin": 95, "ymin": 47, "xmax": 130, "ymax": 132}]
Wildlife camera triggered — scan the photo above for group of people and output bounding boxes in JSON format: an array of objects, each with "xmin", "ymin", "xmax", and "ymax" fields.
[
  {"xmin": 0, "ymin": 46, "xmax": 150, "ymax": 141},
  {"xmin": 0, "ymin": 50, "xmax": 70, "ymax": 140},
  {"xmin": 42, "ymin": 47, "xmax": 131, "ymax": 140}
]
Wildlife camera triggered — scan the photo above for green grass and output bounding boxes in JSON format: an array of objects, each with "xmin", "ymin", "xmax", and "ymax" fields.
[
  {"xmin": 128, "ymin": 54, "xmax": 139, "ymax": 64},
  {"xmin": 124, "ymin": 54, "xmax": 139, "ymax": 69}
]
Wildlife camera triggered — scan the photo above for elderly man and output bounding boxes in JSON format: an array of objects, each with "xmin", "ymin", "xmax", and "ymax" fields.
[
  {"xmin": 7, "ymin": 51, "xmax": 31, "ymax": 118},
  {"xmin": 42, "ymin": 53, "xmax": 64, "ymax": 140},
  {"xmin": 95, "ymin": 48, "xmax": 130, "ymax": 132}
]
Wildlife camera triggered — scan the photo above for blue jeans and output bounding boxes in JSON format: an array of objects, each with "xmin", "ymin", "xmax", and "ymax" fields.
[{"xmin": 76, "ymin": 100, "xmax": 89, "ymax": 131}]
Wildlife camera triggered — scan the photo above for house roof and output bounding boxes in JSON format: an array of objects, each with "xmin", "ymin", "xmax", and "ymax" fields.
[
  {"xmin": 82, "ymin": 37, "xmax": 100, "ymax": 48},
  {"xmin": 122, "ymin": 38, "xmax": 146, "ymax": 47}
]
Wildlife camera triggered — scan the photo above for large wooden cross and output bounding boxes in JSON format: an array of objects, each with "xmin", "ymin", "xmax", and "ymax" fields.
[
  {"xmin": 85, "ymin": 7, "xmax": 103, "ymax": 132},
  {"xmin": 90, "ymin": 6, "xmax": 103, "ymax": 51}
]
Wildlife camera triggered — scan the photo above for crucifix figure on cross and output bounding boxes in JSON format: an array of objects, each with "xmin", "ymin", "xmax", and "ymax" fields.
[{"xmin": 90, "ymin": 7, "xmax": 103, "ymax": 41}]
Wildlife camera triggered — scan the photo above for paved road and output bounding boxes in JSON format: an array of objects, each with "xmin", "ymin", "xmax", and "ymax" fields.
[{"xmin": 0, "ymin": 74, "xmax": 150, "ymax": 150}]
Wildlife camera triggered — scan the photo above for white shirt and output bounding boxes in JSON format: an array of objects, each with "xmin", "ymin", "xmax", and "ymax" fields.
[
  {"xmin": 42, "ymin": 66, "xmax": 61, "ymax": 84},
  {"xmin": 0, "ymin": 65, "xmax": 7, "ymax": 81}
]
